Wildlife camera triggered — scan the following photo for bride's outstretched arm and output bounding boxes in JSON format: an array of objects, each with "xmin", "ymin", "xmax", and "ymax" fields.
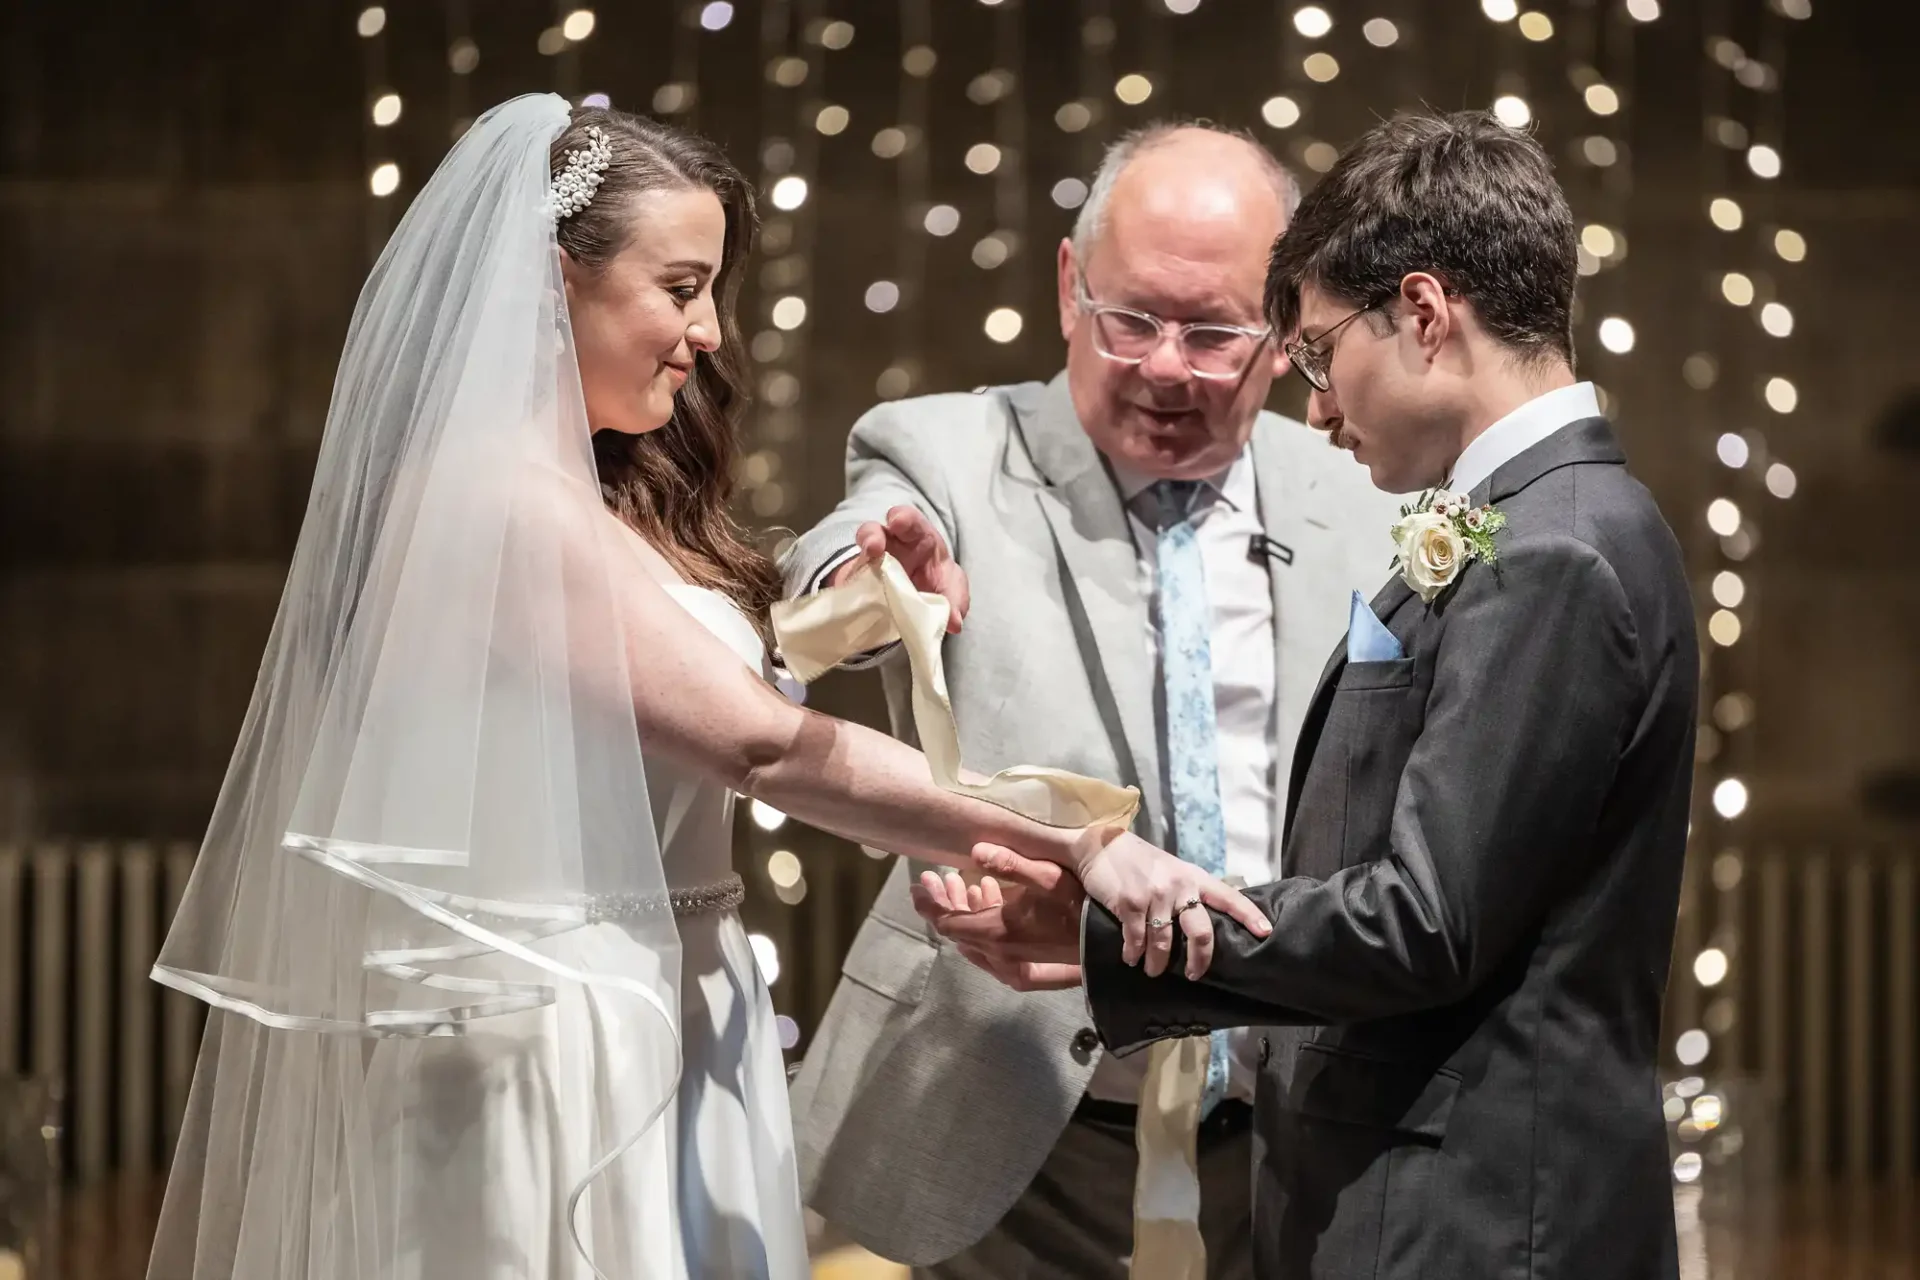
[
  {"xmin": 616, "ymin": 550, "xmax": 1074, "ymax": 872},
  {"xmin": 550, "ymin": 488, "xmax": 1269, "ymax": 973}
]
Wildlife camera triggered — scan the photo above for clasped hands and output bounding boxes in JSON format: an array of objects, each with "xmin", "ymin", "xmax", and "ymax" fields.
[
  {"xmin": 846, "ymin": 505, "xmax": 1271, "ymax": 987},
  {"xmin": 913, "ymin": 829, "xmax": 1271, "ymax": 991}
]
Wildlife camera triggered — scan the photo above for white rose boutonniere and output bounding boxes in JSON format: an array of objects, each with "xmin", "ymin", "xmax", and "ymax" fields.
[{"xmin": 1390, "ymin": 489, "xmax": 1509, "ymax": 602}]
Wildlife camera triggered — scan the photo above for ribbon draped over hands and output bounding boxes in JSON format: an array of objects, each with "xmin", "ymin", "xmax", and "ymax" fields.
[{"xmin": 772, "ymin": 555, "xmax": 1141, "ymax": 831}]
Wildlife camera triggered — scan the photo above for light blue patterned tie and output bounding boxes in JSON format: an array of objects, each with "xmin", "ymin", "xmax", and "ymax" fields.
[{"xmin": 1148, "ymin": 479, "xmax": 1232, "ymax": 1119}]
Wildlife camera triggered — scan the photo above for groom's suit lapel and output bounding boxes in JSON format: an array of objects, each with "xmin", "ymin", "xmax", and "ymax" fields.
[
  {"xmin": 1021, "ymin": 376, "xmax": 1163, "ymax": 837},
  {"xmin": 1279, "ymin": 415, "xmax": 1628, "ymax": 842},
  {"xmin": 1485, "ymin": 415, "xmax": 1624, "ymax": 504}
]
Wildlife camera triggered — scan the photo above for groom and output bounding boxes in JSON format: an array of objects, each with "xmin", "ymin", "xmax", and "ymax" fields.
[{"xmin": 922, "ymin": 110, "xmax": 1696, "ymax": 1280}]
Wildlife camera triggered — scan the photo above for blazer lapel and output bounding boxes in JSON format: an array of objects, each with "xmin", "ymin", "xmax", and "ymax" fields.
[
  {"xmin": 1021, "ymin": 377, "xmax": 1163, "ymax": 838},
  {"xmin": 1250, "ymin": 422, "xmax": 1338, "ymax": 871}
]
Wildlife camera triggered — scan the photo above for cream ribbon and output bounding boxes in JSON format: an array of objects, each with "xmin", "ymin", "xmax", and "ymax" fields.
[
  {"xmin": 774, "ymin": 555, "xmax": 1206, "ymax": 1275},
  {"xmin": 1130, "ymin": 870, "xmax": 1249, "ymax": 1276},
  {"xmin": 771, "ymin": 555, "xmax": 1140, "ymax": 830},
  {"xmin": 1132, "ymin": 1037, "xmax": 1209, "ymax": 1279}
]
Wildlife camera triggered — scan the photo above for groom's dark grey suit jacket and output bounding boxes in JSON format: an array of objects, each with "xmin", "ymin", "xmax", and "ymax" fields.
[{"xmin": 1086, "ymin": 418, "xmax": 1694, "ymax": 1280}]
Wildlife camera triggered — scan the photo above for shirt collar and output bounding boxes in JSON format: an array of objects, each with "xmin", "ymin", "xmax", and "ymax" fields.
[
  {"xmin": 1447, "ymin": 381, "xmax": 1601, "ymax": 497},
  {"xmin": 1109, "ymin": 447, "xmax": 1255, "ymax": 517}
]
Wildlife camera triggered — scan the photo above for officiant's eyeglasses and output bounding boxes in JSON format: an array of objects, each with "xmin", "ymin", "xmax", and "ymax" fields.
[
  {"xmin": 1285, "ymin": 301, "xmax": 1386, "ymax": 393},
  {"xmin": 1074, "ymin": 277, "xmax": 1272, "ymax": 381}
]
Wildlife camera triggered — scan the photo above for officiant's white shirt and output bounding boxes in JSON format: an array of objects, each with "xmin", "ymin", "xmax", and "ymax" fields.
[
  {"xmin": 1448, "ymin": 381, "xmax": 1601, "ymax": 496},
  {"xmin": 1096, "ymin": 449, "xmax": 1276, "ymax": 1106}
]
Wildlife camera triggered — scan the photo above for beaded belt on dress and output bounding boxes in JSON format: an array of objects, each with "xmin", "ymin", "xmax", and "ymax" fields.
[{"xmin": 583, "ymin": 872, "xmax": 746, "ymax": 923}]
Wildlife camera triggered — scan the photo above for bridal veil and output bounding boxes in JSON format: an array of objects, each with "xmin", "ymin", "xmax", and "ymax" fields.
[{"xmin": 148, "ymin": 94, "xmax": 681, "ymax": 1277}]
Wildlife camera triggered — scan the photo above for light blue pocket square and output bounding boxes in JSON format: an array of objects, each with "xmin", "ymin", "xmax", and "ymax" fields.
[{"xmin": 1346, "ymin": 590, "xmax": 1404, "ymax": 662}]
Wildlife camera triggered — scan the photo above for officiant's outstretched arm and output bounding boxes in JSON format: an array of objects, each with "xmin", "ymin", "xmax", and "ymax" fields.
[{"xmin": 926, "ymin": 112, "xmax": 1697, "ymax": 1280}]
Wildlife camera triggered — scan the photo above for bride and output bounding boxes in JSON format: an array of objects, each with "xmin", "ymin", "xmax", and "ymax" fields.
[{"xmin": 146, "ymin": 95, "xmax": 1262, "ymax": 1279}]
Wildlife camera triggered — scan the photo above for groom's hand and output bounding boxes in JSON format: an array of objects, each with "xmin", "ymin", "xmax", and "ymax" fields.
[
  {"xmin": 911, "ymin": 854, "xmax": 1084, "ymax": 992},
  {"xmin": 831, "ymin": 505, "xmax": 970, "ymax": 634}
]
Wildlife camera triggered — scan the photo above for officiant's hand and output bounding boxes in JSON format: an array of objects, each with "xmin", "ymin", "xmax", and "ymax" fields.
[
  {"xmin": 830, "ymin": 505, "xmax": 970, "ymax": 634},
  {"xmin": 912, "ymin": 863, "xmax": 1085, "ymax": 992}
]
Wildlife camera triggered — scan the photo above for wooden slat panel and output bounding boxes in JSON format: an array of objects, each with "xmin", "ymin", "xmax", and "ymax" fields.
[
  {"xmin": 1891, "ymin": 856, "xmax": 1916, "ymax": 1185},
  {"xmin": 161, "ymin": 842, "xmax": 199, "ymax": 1159},
  {"xmin": 0, "ymin": 845, "xmax": 21, "ymax": 1075},
  {"xmin": 1800, "ymin": 852, "xmax": 1831, "ymax": 1178},
  {"xmin": 1843, "ymin": 856, "xmax": 1874, "ymax": 1181},
  {"xmin": 1669, "ymin": 854, "xmax": 1702, "ymax": 1045},
  {"xmin": 31, "ymin": 844, "xmax": 71, "ymax": 1089},
  {"xmin": 1718, "ymin": 853, "xmax": 1747, "ymax": 1071},
  {"xmin": 119, "ymin": 843, "xmax": 159, "ymax": 1175},
  {"xmin": 1758, "ymin": 850, "xmax": 1790, "ymax": 1105},
  {"xmin": 74, "ymin": 843, "xmax": 114, "ymax": 1183}
]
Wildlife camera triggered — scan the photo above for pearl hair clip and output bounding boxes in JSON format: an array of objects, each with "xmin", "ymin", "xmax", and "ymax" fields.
[{"xmin": 546, "ymin": 125, "xmax": 612, "ymax": 223}]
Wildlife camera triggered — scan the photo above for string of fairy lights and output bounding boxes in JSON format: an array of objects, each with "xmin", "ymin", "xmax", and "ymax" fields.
[
  {"xmin": 444, "ymin": 1, "xmax": 477, "ymax": 142},
  {"xmin": 1268, "ymin": 1, "xmax": 1347, "ymax": 182},
  {"xmin": 755, "ymin": 0, "xmax": 816, "ymax": 531},
  {"xmin": 1670, "ymin": 0, "xmax": 1748, "ymax": 1183},
  {"xmin": 356, "ymin": 3, "xmax": 602, "ymax": 212},
  {"xmin": 744, "ymin": 0, "xmax": 856, "ymax": 1033},
  {"xmin": 668, "ymin": 2, "xmax": 705, "ymax": 129},
  {"xmin": 1659, "ymin": 0, "xmax": 1811, "ymax": 1207},
  {"xmin": 356, "ymin": 3, "xmax": 397, "ymax": 256},
  {"xmin": 1048, "ymin": 0, "xmax": 1109, "ymax": 214},
  {"xmin": 974, "ymin": 0, "xmax": 1028, "ymax": 344},
  {"xmin": 743, "ymin": 0, "xmax": 807, "ymax": 1002},
  {"xmin": 1574, "ymin": 0, "xmax": 1640, "ymax": 421},
  {"xmin": 867, "ymin": 0, "xmax": 932, "ymax": 403}
]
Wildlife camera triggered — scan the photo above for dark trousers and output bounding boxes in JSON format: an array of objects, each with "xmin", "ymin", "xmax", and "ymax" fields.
[{"xmin": 915, "ymin": 1098, "xmax": 1256, "ymax": 1280}]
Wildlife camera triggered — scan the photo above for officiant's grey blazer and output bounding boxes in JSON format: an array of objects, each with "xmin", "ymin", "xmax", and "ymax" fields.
[
  {"xmin": 1086, "ymin": 417, "xmax": 1696, "ymax": 1280},
  {"xmin": 780, "ymin": 374, "xmax": 1396, "ymax": 1264}
]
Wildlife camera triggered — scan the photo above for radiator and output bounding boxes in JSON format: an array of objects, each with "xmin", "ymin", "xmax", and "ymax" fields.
[
  {"xmin": 0, "ymin": 842, "xmax": 202, "ymax": 1183},
  {"xmin": 1670, "ymin": 844, "xmax": 1918, "ymax": 1183},
  {"xmin": 3, "ymin": 839, "xmax": 1914, "ymax": 1185}
]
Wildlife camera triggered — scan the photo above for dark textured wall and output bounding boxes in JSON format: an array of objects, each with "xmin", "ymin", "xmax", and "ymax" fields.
[{"xmin": 1, "ymin": 0, "xmax": 1915, "ymax": 859}]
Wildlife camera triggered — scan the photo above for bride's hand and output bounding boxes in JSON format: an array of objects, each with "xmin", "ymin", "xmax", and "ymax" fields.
[{"xmin": 1063, "ymin": 828, "xmax": 1271, "ymax": 980}]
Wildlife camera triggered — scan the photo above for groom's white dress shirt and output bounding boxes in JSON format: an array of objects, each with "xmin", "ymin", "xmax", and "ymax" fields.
[
  {"xmin": 1448, "ymin": 381, "xmax": 1601, "ymax": 496},
  {"xmin": 1097, "ymin": 449, "xmax": 1275, "ymax": 1106}
]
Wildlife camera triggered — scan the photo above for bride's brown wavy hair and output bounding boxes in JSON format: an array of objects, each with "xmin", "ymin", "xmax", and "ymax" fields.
[{"xmin": 551, "ymin": 107, "xmax": 780, "ymax": 645}]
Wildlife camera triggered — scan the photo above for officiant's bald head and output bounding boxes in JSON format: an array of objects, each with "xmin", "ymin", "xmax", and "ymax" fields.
[{"xmin": 1056, "ymin": 124, "xmax": 1299, "ymax": 481}]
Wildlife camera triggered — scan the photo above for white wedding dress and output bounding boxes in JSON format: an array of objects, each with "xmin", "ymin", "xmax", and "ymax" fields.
[
  {"xmin": 147, "ymin": 97, "xmax": 812, "ymax": 1279},
  {"xmin": 356, "ymin": 585, "xmax": 808, "ymax": 1280},
  {"xmin": 646, "ymin": 586, "xmax": 809, "ymax": 1279}
]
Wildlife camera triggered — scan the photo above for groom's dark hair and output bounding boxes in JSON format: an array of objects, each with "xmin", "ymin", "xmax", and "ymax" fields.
[{"xmin": 1265, "ymin": 110, "xmax": 1578, "ymax": 367}]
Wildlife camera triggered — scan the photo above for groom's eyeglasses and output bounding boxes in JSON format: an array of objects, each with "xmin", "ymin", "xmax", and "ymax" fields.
[
  {"xmin": 1285, "ymin": 302, "xmax": 1386, "ymax": 393},
  {"xmin": 1074, "ymin": 275, "xmax": 1273, "ymax": 381}
]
